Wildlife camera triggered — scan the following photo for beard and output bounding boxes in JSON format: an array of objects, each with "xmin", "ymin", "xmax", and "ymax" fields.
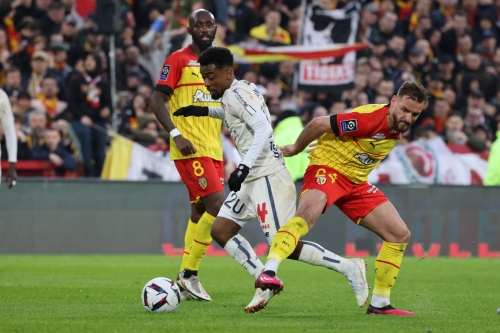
[
  {"xmin": 193, "ymin": 35, "xmax": 214, "ymax": 52},
  {"xmin": 393, "ymin": 114, "xmax": 410, "ymax": 133}
]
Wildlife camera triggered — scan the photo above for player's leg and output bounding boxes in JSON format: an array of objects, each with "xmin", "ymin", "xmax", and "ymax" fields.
[
  {"xmin": 212, "ymin": 215, "xmax": 265, "ymax": 278},
  {"xmin": 179, "ymin": 202, "xmax": 204, "ymax": 273},
  {"xmin": 257, "ymin": 188, "xmax": 324, "ymax": 291},
  {"xmin": 255, "ymin": 169, "xmax": 368, "ymax": 307},
  {"xmin": 359, "ymin": 201, "xmax": 414, "ymax": 315},
  {"xmin": 176, "ymin": 158, "xmax": 225, "ymax": 301}
]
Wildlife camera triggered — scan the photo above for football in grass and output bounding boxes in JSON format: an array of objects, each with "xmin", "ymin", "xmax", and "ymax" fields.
[{"xmin": 142, "ymin": 277, "xmax": 181, "ymax": 312}]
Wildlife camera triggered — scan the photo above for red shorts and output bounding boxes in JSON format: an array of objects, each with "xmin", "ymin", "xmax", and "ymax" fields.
[
  {"xmin": 301, "ymin": 165, "xmax": 388, "ymax": 224},
  {"xmin": 174, "ymin": 157, "xmax": 224, "ymax": 203}
]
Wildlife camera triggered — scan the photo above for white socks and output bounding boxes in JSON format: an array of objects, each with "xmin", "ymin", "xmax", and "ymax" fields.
[
  {"xmin": 371, "ymin": 294, "xmax": 390, "ymax": 308},
  {"xmin": 224, "ymin": 234, "xmax": 264, "ymax": 279},
  {"xmin": 263, "ymin": 259, "xmax": 279, "ymax": 273},
  {"xmin": 298, "ymin": 241, "xmax": 354, "ymax": 275}
]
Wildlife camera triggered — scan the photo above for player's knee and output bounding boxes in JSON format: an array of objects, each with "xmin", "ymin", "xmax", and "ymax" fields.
[{"xmin": 394, "ymin": 226, "xmax": 411, "ymax": 243}]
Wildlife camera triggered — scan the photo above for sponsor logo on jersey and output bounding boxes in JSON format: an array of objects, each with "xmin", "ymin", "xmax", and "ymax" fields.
[
  {"xmin": 198, "ymin": 177, "xmax": 208, "ymax": 189},
  {"xmin": 193, "ymin": 89, "xmax": 219, "ymax": 103},
  {"xmin": 371, "ymin": 133, "xmax": 385, "ymax": 140},
  {"xmin": 187, "ymin": 60, "xmax": 200, "ymax": 66},
  {"xmin": 159, "ymin": 65, "xmax": 170, "ymax": 81},
  {"xmin": 354, "ymin": 153, "xmax": 375, "ymax": 165},
  {"xmin": 340, "ymin": 119, "xmax": 357, "ymax": 133}
]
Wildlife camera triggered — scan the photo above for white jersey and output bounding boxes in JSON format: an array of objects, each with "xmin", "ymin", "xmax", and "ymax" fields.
[
  {"xmin": 210, "ymin": 79, "xmax": 285, "ymax": 182},
  {"xmin": 0, "ymin": 88, "xmax": 17, "ymax": 163}
]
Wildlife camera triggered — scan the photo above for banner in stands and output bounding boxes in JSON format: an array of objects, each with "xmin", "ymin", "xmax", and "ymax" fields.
[
  {"xmin": 298, "ymin": 0, "xmax": 361, "ymax": 91},
  {"xmin": 101, "ymin": 135, "xmax": 180, "ymax": 181},
  {"xmin": 369, "ymin": 137, "xmax": 489, "ymax": 185}
]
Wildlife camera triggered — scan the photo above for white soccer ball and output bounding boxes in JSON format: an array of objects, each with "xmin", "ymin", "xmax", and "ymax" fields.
[
  {"xmin": 497, "ymin": 307, "xmax": 500, "ymax": 315},
  {"xmin": 141, "ymin": 277, "xmax": 181, "ymax": 312}
]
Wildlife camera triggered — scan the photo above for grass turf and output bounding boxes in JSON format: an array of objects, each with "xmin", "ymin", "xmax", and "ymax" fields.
[{"xmin": 0, "ymin": 255, "xmax": 499, "ymax": 333}]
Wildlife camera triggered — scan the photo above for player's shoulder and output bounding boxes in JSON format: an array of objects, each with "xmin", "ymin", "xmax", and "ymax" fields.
[
  {"xmin": 165, "ymin": 46, "xmax": 197, "ymax": 66},
  {"xmin": 351, "ymin": 104, "xmax": 389, "ymax": 115}
]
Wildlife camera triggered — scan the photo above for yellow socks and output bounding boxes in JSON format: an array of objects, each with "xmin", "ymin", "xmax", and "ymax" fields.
[
  {"xmin": 179, "ymin": 220, "xmax": 197, "ymax": 272},
  {"xmin": 267, "ymin": 217, "xmax": 309, "ymax": 264},
  {"xmin": 373, "ymin": 241, "xmax": 407, "ymax": 299},
  {"xmin": 185, "ymin": 212, "xmax": 216, "ymax": 272}
]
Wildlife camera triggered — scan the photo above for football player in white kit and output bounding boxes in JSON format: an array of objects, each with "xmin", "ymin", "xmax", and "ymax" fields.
[
  {"xmin": 174, "ymin": 47, "xmax": 368, "ymax": 313},
  {"xmin": 0, "ymin": 88, "xmax": 17, "ymax": 188}
]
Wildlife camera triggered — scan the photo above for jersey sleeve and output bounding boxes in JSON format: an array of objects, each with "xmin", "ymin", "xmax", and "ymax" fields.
[
  {"xmin": 228, "ymin": 85, "xmax": 267, "ymax": 123},
  {"xmin": 154, "ymin": 53, "xmax": 182, "ymax": 95},
  {"xmin": 329, "ymin": 112, "xmax": 375, "ymax": 138}
]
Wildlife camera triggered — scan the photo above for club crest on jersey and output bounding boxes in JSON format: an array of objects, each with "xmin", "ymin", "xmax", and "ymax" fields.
[
  {"xmin": 316, "ymin": 176, "xmax": 327, "ymax": 185},
  {"xmin": 159, "ymin": 65, "xmax": 170, "ymax": 81},
  {"xmin": 340, "ymin": 119, "xmax": 357, "ymax": 133},
  {"xmin": 198, "ymin": 177, "xmax": 208, "ymax": 189},
  {"xmin": 371, "ymin": 133, "xmax": 385, "ymax": 140}
]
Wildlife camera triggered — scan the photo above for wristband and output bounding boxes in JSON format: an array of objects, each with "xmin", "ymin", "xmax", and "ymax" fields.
[{"xmin": 170, "ymin": 128, "xmax": 181, "ymax": 138}]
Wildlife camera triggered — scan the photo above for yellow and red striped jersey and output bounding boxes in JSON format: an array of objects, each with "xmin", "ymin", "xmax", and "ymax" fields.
[
  {"xmin": 155, "ymin": 46, "xmax": 222, "ymax": 161},
  {"xmin": 309, "ymin": 104, "xmax": 402, "ymax": 184}
]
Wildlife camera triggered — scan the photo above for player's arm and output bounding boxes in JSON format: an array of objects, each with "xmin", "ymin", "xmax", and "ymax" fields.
[
  {"xmin": 173, "ymin": 105, "xmax": 225, "ymax": 119},
  {"xmin": 278, "ymin": 116, "xmax": 332, "ymax": 157},
  {"xmin": 151, "ymin": 58, "xmax": 196, "ymax": 156},
  {"xmin": 0, "ymin": 92, "xmax": 17, "ymax": 188},
  {"xmin": 227, "ymin": 89, "xmax": 273, "ymax": 192},
  {"xmin": 279, "ymin": 113, "xmax": 371, "ymax": 157}
]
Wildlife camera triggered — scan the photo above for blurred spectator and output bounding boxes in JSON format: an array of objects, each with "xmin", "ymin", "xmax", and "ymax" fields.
[
  {"xmin": 31, "ymin": 76, "xmax": 67, "ymax": 121},
  {"xmin": 22, "ymin": 51, "xmax": 50, "ymax": 98},
  {"xmin": 227, "ymin": 0, "xmax": 260, "ymax": 43},
  {"xmin": 3, "ymin": 67, "xmax": 23, "ymax": 103},
  {"xmin": 41, "ymin": 1, "xmax": 65, "ymax": 38},
  {"xmin": 368, "ymin": 12, "xmax": 398, "ymax": 45},
  {"xmin": 274, "ymin": 110, "xmax": 309, "ymax": 181},
  {"xmin": 67, "ymin": 52, "xmax": 110, "ymax": 177},
  {"xmin": 132, "ymin": 115, "xmax": 168, "ymax": 150},
  {"xmin": 32, "ymin": 128, "xmax": 77, "ymax": 172},
  {"xmin": 484, "ymin": 123, "xmax": 500, "ymax": 185},
  {"xmin": 13, "ymin": 92, "xmax": 35, "ymax": 120},
  {"xmin": 0, "ymin": 114, "xmax": 31, "ymax": 161},
  {"xmin": 329, "ymin": 101, "xmax": 347, "ymax": 115},
  {"xmin": 250, "ymin": 7, "xmax": 291, "ymax": 45},
  {"xmin": 25, "ymin": 109, "xmax": 46, "ymax": 152},
  {"xmin": 116, "ymin": 45, "xmax": 152, "ymax": 90},
  {"xmin": 359, "ymin": 3, "xmax": 379, "ymax": 43},
  {"xmin": 51, "ymin": 43, "xmax": 72, "ymax": 80},
  {"xmin": 440, "ymin": 11, "xmax": 469, "ymax": 57},
  {"xmin": 421, "ymin": 98, "xmax": 450, "ymax": 133}
]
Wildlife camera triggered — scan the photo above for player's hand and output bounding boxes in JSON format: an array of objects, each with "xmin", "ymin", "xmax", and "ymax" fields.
[
  {"xmin": 5, "ymin": 162, "xmax": 17, "ymax": 189},
  {"xmin": 228, "ymin": 164, "xmax": 250, "ymax": 192},
  {"xmin": 277, "ymin": 144, "xmax": 298, "ymax": 157},
  {"xmin": 174, "ymin": 135, "xmax": 196, "ymax": 156},
  {"xmin": 173, "ymin": 106, "xmax": 208, "ymax": 117}
]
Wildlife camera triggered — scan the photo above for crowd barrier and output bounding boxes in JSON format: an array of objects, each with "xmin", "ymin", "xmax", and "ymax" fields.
[{"xmin": 0, "ymin": 180, "xmax": 498, "ymax": 257}]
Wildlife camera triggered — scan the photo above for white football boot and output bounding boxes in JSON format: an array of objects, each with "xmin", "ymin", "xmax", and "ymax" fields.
[
  {"xmin": 177, "ymin": 271, "xmax": 212, "ymax": 301},
  {"xmin": 244, "ymin": 287, "xmax": 277, "ymax": 313},
  {"xmin": 346, "ymin": 258, "xmax": 369, "ymax": 307},
  {"xmin": 175, "ymin": 280, "xmax": 194, "ymax": 301}
]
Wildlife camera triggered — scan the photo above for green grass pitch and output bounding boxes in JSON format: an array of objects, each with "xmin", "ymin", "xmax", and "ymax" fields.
[{"xmin": 0, "ymin": 255, "xmax": 499, "ymax": 333}]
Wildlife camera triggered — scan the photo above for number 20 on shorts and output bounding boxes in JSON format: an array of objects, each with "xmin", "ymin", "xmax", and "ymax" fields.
[{"xmin": 192, "ymin": 160, "xmax": 205, "ymax": 177}]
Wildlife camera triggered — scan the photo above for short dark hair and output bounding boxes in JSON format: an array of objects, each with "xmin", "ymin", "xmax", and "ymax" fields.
[
  {"xmin": 397, "ymin": 81, "xmax": 428, "ymax": 104},
  {"xmin": 198, "ymin": 47, "xmax": 233, "ymax": 69}
]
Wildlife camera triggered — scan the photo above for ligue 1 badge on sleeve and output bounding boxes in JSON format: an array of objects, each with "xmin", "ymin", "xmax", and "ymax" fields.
[{"xmin": 160, "ymin": 65, "xmax": 170, "ymax": 81}]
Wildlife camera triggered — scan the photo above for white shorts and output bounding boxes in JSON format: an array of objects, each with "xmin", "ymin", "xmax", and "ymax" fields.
[{"xmin": 218, "ymin": 168, "xmax": 296, "ymax": 245}]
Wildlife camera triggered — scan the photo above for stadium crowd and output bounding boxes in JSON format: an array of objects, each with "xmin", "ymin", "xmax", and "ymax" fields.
[{"xmin": 0, "ymin": 0, "xmax": 499, "ymax": 181}]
